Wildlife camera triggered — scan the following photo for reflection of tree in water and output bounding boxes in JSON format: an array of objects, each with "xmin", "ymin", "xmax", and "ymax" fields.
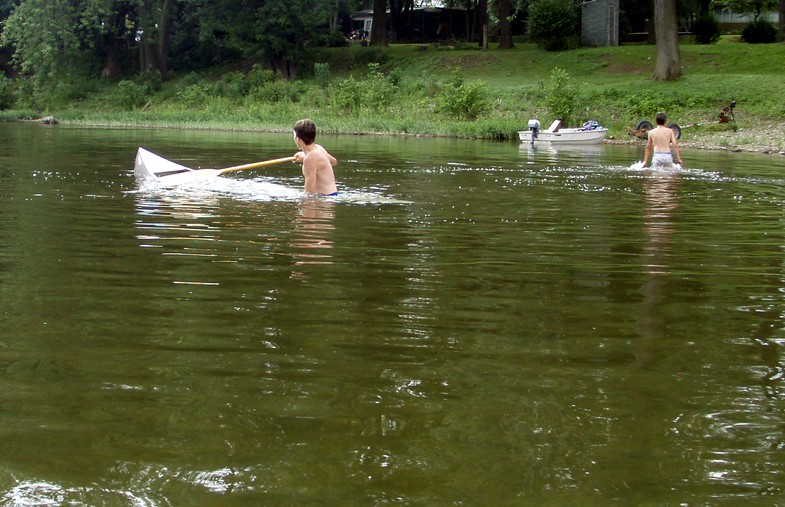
[{"xmin": 290, "ymin": 198, "xmax": 335, "ymax": 279}]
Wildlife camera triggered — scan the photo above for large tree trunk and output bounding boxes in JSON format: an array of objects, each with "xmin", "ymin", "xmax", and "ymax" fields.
[
  {"xmin": 476, "ymin": 0, "xmax": 488, "ymax": 48},
  {"xmin": 497, "ymin": 0, "xmax": 513, "ymax": 48},
  {"xmin": 156, "ymin": 0, "xmax": 176, "ymax": 79},
  {"xmin": 652, "ymin": 0, "xmax": 681, "ymax": 81},
  {"xmin": 780, "ymin": 0, "xmax": 785, "ymax": 42},
  {"xmin": 388, "ymin": 0, "xmax": 399, "ymax": 42},
  {"xmin": 139, "ymin": 0, "xmax": 158, "ymax": 74},
  {"xmin": 370, "ymin": 0, "xmax": 387, "ymax": 46}
]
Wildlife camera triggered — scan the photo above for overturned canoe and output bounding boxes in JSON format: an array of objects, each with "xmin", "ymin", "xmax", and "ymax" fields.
[{"xmin": 134, "ymin": 147, "xmax": 296, "ymax": 186}]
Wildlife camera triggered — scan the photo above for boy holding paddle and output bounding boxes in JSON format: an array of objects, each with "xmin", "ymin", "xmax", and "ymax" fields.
[
  {"xmin": 643, "ymin": 112, "xmax": 683, "ymax": 169},
  {"xmin": 292, "ymin": 119, "xmax": 339, "ymax": 196}
]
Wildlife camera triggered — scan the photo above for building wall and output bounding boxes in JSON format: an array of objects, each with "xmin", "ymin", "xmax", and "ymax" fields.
[{"xmin": 581, "ymin": 0, "xmax": 620, "ymax": 47}]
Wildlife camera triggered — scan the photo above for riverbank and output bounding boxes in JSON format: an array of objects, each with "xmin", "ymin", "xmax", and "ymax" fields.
[
  {"xmin": 2, "ymin": 41, "xmax": 783, "ymax": 154},
  {"xmin": 6, "ymin": 114, "xmax": 783, "ymax": 156}
]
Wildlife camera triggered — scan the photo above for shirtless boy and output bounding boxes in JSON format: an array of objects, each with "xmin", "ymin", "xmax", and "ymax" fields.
[
  {"xmin": 643, "ymin": 112, "xmax": 683, "ymax": 169},
  {"xmin": 292, "ymin": 119, "xmax": 338, "ymax": 196}
]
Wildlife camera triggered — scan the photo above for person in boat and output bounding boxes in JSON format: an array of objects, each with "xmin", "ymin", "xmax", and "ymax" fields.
[
  {"xmin": 292, "ymin": 119, "xmax": 338, "ymax": 196},
  {"xmin": 643, "ymin": 112, "xmax": 683, "ymax": 169}
]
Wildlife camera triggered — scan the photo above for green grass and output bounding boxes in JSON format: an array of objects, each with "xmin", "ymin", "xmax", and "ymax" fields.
[{"xmin": 3, "ymin": 38, "xmax": 783, "ymax": 142}]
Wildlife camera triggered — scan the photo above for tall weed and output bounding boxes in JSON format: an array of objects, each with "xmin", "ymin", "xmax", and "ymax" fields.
[{"xmin": 544, "ymin": 67, "xmax": 577, "ymax": 125}]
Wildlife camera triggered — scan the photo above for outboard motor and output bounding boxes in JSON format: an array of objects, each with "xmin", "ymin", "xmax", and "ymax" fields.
[{"xmin": 527, "ymin": 119, "xmax": 540, "ymax": 143}]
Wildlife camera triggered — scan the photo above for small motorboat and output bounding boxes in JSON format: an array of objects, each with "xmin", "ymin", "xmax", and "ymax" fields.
[{"xmin": 519, "ymin": 119, "xmax": 608, "ymax": 145}]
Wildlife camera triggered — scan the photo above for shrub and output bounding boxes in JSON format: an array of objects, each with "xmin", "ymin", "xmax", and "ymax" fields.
[
  {"xmin": 437, "ymin": 75, "xmax": 490, "ymax": 120},
  {"xmin": 314, "ymin": 62, "xmax": 330, "ymax": 90},
  {"xmin": 247, "ymin": 64, "xmax": 277, "ymax": 89},
  {"xmin": 141, "ymin": 70, "xmax": 163, "ymax": 93},
  {"xmin": 222, "ymin": 71, "xmax": 250, "ymax": 97},
  {"xmin": 692, "ymin": 12, "xmax": 721, "ymax": 44},
  {"xmin": 250, "ymin": 79, "xmax": 300, "ymax": 103},
  {"xmin": 742, "ymin": 20, "xmax": 777, "ymax": 43},
  {"xmin": 320, "ymin": 30, "xmax": 349, "ymax": 48},
  {"xmin": 544, "ymin": 67, "xmax": 577, "ymax": 126},
  {"xmin": 116, "ymin": 80, "xmax": 149, "ymax": 110},
  {"xmin": 330, "ymin": 75, "xmax": 363, "ymax": 113},
  {"xmin": 362, "ymin": 63, "xmax": 398, "ymax": 112},
  {"xmin": 176, "ymin": 81, "xmax": 222, "ymax": 107},
  {"xmin": 528, "ymin": 0, "xmax": 579, "ymax": 51},
  {"xmin": 0, "ymin": 75, "xmax": 15, "ymax": 110}
]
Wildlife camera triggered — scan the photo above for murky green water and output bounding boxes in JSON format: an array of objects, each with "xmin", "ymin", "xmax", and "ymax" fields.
[{"xmin": 2, "ymin": 123, "xmax": 785, "ymax": 505}]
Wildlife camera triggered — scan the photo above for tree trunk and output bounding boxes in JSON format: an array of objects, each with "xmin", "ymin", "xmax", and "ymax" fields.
[
  {"xmin": 497, "ymin": 0, "xmax": 513, "ymax": 48},
  {"xmin": 652, "ymin": 0, "xmax": 681, "ymax": 81},
  {"xmin": 139, "ymin": 0, "xmax": 158, "ymax": 74},
  {"xmin": 780, "ymin": 0, "xmax": 785, "ymax": 42},
  {"xmin": 370, "ymin": 0, "xmax": 387, "ymax": 46},
  {"xmin": 156, "ymin": 0, "xmax": 176, "ymax": 80},
  {"xmin": 100, "ymin": 43, "xmax": 122, "ymax": 80},
  {"xmin": 476, "ymin": 0, "xmax": 487, "ymax": 47},
  {"xmin": 388, "ymin": 0, "xmax": 399, "ymax": 42},
  {"xmin": 647, "ymin": 0, "xmax": 656, "ymax": 44}
]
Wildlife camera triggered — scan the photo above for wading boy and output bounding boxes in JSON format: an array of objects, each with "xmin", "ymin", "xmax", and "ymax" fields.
[
  {"xmin": 643, "ymin": 112, "xmax": 683, "ymax": 169},
  {"xmin": 292, "ymin": 119, "xmax": 338, "ymax": 196}
]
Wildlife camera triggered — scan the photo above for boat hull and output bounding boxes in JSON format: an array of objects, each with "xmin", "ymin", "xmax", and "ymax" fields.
[
  {"xmin": 518, "ymin": 128, "xmax": 607, "ymax": 145},
  {"xmin": 134, "ymin": 147, "xmax": 222, "ymax": 186}
]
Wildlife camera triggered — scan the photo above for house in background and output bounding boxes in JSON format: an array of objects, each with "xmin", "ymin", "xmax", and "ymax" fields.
[
  {"xmin": 581, "ymin": 0, "xmax": 620, "ymax": 47},
  {"xmin": 350, "ymin": 6, "xmax": 472, "ymax": 42}
]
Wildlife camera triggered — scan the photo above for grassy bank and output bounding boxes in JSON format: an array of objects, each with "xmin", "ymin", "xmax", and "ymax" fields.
[{"xmin": 2, "ymin": 37, "xmax": 784, "ymax": 151}]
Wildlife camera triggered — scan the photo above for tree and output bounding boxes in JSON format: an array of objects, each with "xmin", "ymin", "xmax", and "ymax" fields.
[
  {"xmin": 653, "ymin": 0, "xmax": 682, "ymax": 80},
  {"xmin": 720, "ymin": 0, "xmax": 777, "ymax": 21},
  {"xmin": 476, "ymin": 0, "xmax": 488, "ymax": 48},
  {"xmin": 370, "ymin": 0, "xmax": 387, "ymax": 45},
  {"xmin": 528, "ymin": 0, "xmax": 579, "ymax": 51},
  {"xmin": 498, "ymin": 0, "xmax": 514, "ymax": 48},
  {"xmin": 780, "ymin": 0, "xmax": 785, "ymax": 41},
  {"xmin": 1, "ymin": 0, "xmax": 109, "ymax": 83}
]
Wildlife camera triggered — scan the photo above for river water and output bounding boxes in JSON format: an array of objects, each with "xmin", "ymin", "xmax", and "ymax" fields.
[{"xmin": 2, "ymin": 123, "xmax": 785, "ymax": 505}]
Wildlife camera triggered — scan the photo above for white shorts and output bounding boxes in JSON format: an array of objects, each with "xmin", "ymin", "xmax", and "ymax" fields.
[{"xmin": 652, "ymin": 152, "xmax": 674, "ymax": 168}]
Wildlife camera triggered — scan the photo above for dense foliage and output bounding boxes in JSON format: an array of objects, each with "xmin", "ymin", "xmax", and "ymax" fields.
[
  {"xmin": 691, "ymin": 12, "xmax": 722, "ymax": 44},
  {"xmin": 527, "ymin": 0, "xmax": 580, "ymax": 51},
  {"xmin": 741, "ymin": 19, "xmax": 779, "ymax": 41}
]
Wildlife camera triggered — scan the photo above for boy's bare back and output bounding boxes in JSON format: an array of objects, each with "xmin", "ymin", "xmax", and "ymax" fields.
[
  {"xmin": 300, "ymin": 144, "xmax": 337, "ymax": 195},
  {"xmin": 292, "ymin": 119, "xmax": 338, "ymax": 195}
]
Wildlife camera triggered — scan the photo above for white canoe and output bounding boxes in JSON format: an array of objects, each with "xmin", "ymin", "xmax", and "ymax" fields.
[
  {"xmin": 518, "ymin": 127, "xmax": 608, "ymax": 145},
  {"xmin": 134, "ymin": 147, "xmax": 295, "ymax": 187}
]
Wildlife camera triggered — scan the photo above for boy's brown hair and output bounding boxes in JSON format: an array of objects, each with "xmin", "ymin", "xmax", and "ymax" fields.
[{"xmin": 293, "ymin": 119, "xmax": 317, "ymax": 145}]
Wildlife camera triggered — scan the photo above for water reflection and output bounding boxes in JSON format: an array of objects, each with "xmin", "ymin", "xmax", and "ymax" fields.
[
  {"xmin": 519, "ymin": 142, "xmax": 603, "ymax": 165},
  {"xmin": 637, "ymin": 170, "xmax": 678, "ymax": 344},
  {"xmin": 290, "ymin": 197, "xmax": 335, "ymax": 279}
]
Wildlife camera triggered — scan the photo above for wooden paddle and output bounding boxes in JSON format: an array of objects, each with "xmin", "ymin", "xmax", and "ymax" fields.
[{"xmin": 217, "ymin": 156, "xmax": 297, "ymax": 175}]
